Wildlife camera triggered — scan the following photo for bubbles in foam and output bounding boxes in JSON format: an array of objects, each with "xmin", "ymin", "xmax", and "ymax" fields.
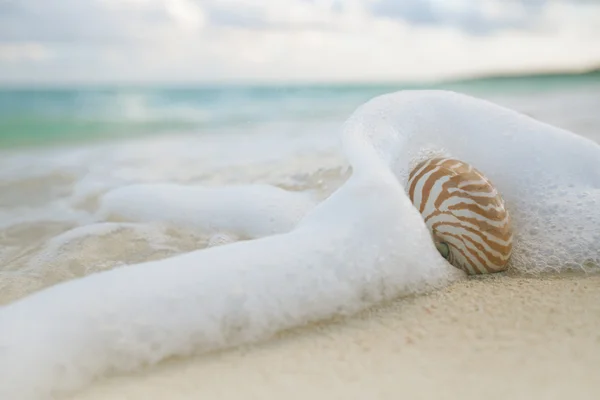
[
  {"xmin": 208, "ymin": 233, "xmax": 239, "ymax": 247},
  {"xmin": 1, "ymin": 90, "xmax": 600, "ymax": 399},
  {"xmin": 346, "ymin": 90, "xmax": 600, "ymax": 273}
]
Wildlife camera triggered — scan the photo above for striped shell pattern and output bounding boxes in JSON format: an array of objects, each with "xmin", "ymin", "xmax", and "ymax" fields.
[{"xmin": 407, "ymin": 157, "xmax": 513, "ymax": 275}]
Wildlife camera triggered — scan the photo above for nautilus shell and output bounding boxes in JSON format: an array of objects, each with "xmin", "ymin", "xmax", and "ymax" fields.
[{"xmin": 407, "ymin": 157, "xmax": 513, "ymax": 275}]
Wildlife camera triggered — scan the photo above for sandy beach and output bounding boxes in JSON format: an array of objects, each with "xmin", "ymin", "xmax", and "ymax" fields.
[
  {"xmin": 1, "ymin": 82, "xmax": 599, "ymax": 400},
  {"xmin": 66, "ymin": 272, "xmax": 600, "ymax": 400}
]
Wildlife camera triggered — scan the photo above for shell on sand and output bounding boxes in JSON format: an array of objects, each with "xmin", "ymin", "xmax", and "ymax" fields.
[{"xmin": 407, "ymin": 157, "xmax": 513, "ymax": 275}]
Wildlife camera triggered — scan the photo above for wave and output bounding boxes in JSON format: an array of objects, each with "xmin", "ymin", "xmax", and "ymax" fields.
[
  {"xmin": 0, "ymin": 87, "xmax": 357, "ymax": 148},
  {"xmin": 4, "ymin": 75, "xmax": 600, "ymax": 149},
  {"xmin": 1, "ymin": 90, "xmax": 599, "ymax": 399}
]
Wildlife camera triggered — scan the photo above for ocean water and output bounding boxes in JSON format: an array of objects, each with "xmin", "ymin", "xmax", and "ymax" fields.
[
  {"xmin": 1, "ymin": 71, "xmax": 599, "ymax": 148},
  {"xmin": 0, "ymin": 75, "xmax": 600, "ymax": 399}
]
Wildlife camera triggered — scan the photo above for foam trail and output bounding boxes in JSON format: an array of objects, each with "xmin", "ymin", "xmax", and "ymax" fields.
[
  {"xmin": 1, "ymin": 90, "xmax": 600, "ymax": 399},
  {"xmin": 24, "ymin": 222, "xmax": 178, "ymax": 270},
  {"xmin": 0, "ymin": 167, "xmax": 456, "ymax": 400},
  {"xmin": 98, "ymin": 183, "xmax": 317, "ymax": 238}
]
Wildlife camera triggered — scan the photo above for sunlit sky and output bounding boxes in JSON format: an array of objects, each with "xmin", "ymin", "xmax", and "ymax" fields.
[{"xmin": 1, "ymin": 0, "xmax": 600, "ymax": 84}]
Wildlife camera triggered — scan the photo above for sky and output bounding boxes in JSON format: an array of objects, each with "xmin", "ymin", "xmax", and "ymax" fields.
[{"xmin": 1, "ymin": 0, "xmax": 600, "ymax": 84}]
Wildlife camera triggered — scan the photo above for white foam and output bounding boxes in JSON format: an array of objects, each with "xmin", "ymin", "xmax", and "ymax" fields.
[
  {"xmin": 97, "ymin": 183, "xmax": 318, "ymax": 238},
  {"xmin": 342, "ymin": 90, "xmax": 600, "ymax": 272},
  {"xmin": 23, "ymin": 222, "xmax": 178, "ymax": 271},
  {"xmin": 1, "ymin": 90, "xmax": 599, "ymax": 400},
  {"xmin": 0, "ymin": 201, "xmax": 93, "ymax": 230},
  {"xmin": 207, "ymin": 232, "xmax": 239, "ymax": 247}
]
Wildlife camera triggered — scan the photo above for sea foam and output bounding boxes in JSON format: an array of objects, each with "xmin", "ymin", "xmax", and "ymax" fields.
[
  {"xmin": 1, "ymin": 90, "xmax": 599, "ymax": 400},
  {"xmin": 97, "ymin": 183, "xmax": 318, "ymax": 238}
]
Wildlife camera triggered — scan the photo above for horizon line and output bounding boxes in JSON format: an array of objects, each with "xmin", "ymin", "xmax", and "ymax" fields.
[{"xmin": 0, "ymin": 65, "xmax": 598, "ymax": 89}]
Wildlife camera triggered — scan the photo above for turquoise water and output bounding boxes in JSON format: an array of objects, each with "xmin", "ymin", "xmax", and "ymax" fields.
[{"xmin": 1, "ymin": 71, "xmax": 599, "ymax": 148}]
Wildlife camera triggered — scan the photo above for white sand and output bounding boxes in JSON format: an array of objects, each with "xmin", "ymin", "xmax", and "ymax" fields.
[{"xmin": 67, "ymin": 273, "xmax": 600, "ymax": 400}]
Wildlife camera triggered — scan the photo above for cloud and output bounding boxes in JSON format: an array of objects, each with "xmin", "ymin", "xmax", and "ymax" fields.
[
  {"xmin": 0, "ymin": 42, "xmax": 52, "ymax": 62},
  {"xmin": 368, "ymin": 0, "xmax": 548, "ymax": 34},
  {"xmin": 0, "ymin": 0, "xmax": 205, "ymax": 44},
  {"xmin": 0, "ymin": 0, "xmax": 599, "ymax": 83},
  {"xmin": 0, "ymin": 0, "xmax": 128, "ymax": 44},
  {"xmin": 199, "ymin": 0, "xmax": 363, "ymax": 31}
]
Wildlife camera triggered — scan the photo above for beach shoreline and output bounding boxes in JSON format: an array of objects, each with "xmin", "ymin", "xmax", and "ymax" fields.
[{"xmin": 1, "ymin": 85, "xmax": 599, "ymax": 399}]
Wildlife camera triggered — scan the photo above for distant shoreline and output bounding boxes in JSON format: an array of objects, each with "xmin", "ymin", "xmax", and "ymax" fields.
[
  {"xmin": 1, "ymin": 66, "xmax": 598, "ymax": 91},
  {"xmin": 440, "ymin": 66, "xmax": 600, "ymax": 85}
]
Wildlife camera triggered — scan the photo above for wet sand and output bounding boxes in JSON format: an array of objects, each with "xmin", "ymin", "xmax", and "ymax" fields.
[{"xmin": 67, "ymin": 272, "xmax": 600, "ymax": 400}]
